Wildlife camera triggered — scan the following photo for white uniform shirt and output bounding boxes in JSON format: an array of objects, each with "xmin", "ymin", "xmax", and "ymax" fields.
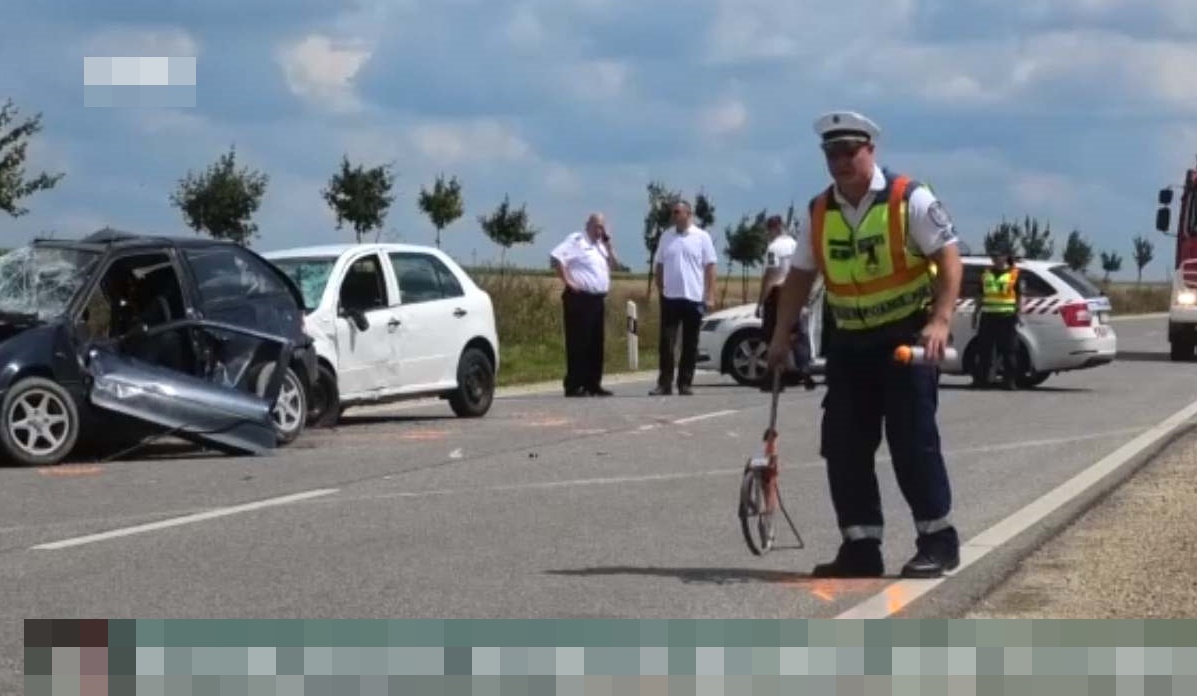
[
  {"xmin": 763, "ymin": 233, "xmax": 798, "ymax": 289},
  {"xmin": 790, "ymin": 164, "xmax": 958, "ymax": 272},
  {"xmin": 656, "ymin": 224, "xmax": 718, "ymax": 303},
  {"xmin": 550, "ymin": 231, "xmax": 611, "ymax": 294}
]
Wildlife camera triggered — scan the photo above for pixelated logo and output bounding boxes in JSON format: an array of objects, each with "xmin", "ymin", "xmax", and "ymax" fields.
[{"xmin": 83, "ymin": 56, "xmax": 196, "ymax": 108}]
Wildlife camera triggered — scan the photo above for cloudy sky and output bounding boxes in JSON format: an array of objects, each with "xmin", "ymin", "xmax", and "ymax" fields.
[{"xmin": 3, "ymin": 0, "xmax": 1196, "ymax": 280}]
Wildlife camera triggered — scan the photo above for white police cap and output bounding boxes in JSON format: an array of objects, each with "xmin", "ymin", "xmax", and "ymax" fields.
[{"xmin": 813, "ymin": 111, "xmax": 880, "ymax": 144}]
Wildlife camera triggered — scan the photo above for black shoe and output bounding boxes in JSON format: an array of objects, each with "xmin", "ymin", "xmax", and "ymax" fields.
[
  {"xmin": 811, "ymin": 539, "xmax": 884, "ymax": 578},
  {"xmin": 649, "ymin": 385, "xmax": 672, "ymax": 396},
  {"xmin": 564, "ymin": 387, "xmax": 587, "ymax": 397},
  {"xmin": 803, "ymin": 375, "xmax": 817, "ymax": 391},
  {"xmin": 587, "ymin": 386, "xmax": 613, "ymax": 396},
  {"xmin": 900, "ymin": 528, "xmax": 961, "ymax": 579},
  {"xmin": 677, "ymin": 385, "xmax": 694, "ymax": 396}
]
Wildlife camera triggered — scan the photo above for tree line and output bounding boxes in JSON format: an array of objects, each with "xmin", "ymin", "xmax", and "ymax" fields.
[
  {"xmin": 0, "ymin": 97, "xmax": 1164, "ymax": 287},
  {"xmin": 982, "ymin": 216, "xmax": 1156, "ymax": 285}
]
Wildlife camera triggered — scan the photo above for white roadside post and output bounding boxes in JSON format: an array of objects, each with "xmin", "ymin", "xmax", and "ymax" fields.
[{"xmin": 626, "ymin": 300, "xmax": 639, "ymax": 370}]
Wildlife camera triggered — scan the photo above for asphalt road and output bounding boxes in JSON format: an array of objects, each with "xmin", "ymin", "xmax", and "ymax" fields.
[{"xmin": 0, "ymin": 314, "xmax": 1190, "ymax": 682}]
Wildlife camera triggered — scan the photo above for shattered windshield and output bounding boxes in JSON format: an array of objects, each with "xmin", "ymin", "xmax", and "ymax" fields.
[
  {"xmin": 269, "ymin": 257, "xmax": 335, "ymax": 311},
  {"xmin": 0, "ymin": 245, "xmax": 101, "ymax": 321}
]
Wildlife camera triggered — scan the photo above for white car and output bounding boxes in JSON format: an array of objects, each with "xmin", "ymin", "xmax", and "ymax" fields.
[
  {"xmin": 697, "ymin": 257, "xmax": 1117, "ymax": 388},
  {"xmin": 263, "ymin": 243, "xmax": 500, "ymax": 426}
]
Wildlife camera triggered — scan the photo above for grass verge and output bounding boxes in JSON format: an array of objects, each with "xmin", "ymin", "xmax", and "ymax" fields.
[{"xmin": 473, "ymin": 270, "xmax": 1174, "ymax": 387}]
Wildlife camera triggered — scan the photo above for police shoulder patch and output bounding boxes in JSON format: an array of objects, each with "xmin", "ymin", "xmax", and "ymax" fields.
[{"xmin": 927, "ymin": 200, "xmax": 952, "ymax": 229}]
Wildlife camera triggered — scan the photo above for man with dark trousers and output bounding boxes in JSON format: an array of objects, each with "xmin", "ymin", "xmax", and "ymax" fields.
[
  {"xmin": 767, "ymin": 110, "xmax": 964, "ymax": 579},
  {"xmin": 972, "ymin": 249, "xmax": 1022, "ymax": 390},
  {"xmin": 756, "ymin": 215, "xmax": 815, "ymax": 391},
  {"xmin": 650, "ymin": 200, "xmax": 718, "ymax": 396},
  {"xmin": 550, "ymin": 213, "xmax": 617, "ymax": 397}
]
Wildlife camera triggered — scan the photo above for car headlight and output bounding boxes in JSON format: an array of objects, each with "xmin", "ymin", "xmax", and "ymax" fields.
[{"xmin": 1177, "ymin": 291, "xmax": 1196, "ymax": 306}]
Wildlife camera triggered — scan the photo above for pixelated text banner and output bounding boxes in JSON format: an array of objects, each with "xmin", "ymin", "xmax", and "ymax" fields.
[{"xmin": 83, "ymin": 57, "xmax": 196, "ymax": 108}]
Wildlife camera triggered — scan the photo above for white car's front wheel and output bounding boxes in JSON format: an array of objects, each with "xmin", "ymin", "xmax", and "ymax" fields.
[{"xmin": 727, "ymin": 331, "xmax": 769, "ymax": 386}]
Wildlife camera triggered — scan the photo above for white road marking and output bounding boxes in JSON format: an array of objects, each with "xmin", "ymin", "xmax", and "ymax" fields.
[
  {"xmin": 318, "ymin": 426, "xmax": 1150, "ymax": 503},
  {"xmin": 449, "ymin": 448, "xmax": 463, "ymax": 459},
  {"xmin": 835, "ymin": 400, "xmax": 1197, "ymax": 619},
  {"xmin": 673, "ymin": 409, "xmax": 739, "ymax": 425},
  {"xmin": 30, "ymin": 489, "xmax": 339, "ymax": 551}
]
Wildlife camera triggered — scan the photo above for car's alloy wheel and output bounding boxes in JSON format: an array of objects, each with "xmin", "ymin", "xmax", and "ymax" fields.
[
  {"xmin": 730, "ymin": 333, "xmax": 768, "ymax": 386},
  {"xmin": 0, "ymin": 377, "xmax": 80, "ymax": 467},
  {"xmin": 253, "ymin": 365, "xmax": 307, "ymax": 445}
]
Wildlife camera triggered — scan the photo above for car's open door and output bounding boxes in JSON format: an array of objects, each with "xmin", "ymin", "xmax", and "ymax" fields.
[{"xmin": 84, "ymin": 319, "xmax": 294, "ymax": 455}]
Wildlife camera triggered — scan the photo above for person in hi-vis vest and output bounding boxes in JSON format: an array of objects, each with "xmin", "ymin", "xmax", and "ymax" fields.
[
  {"xmin": 972, "ymin": 248, "xmax": 1022, "ymax": 390},
  {"xmin": 767, "ymin": 110, "xmax": 964, "ymax": 580}
]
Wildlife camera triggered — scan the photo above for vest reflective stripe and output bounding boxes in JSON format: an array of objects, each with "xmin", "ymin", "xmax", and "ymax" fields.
[
  {"xmin": 981, "ymin": 268, "xmax": 1018, "ymax": 314},
  {"xmin": 810, "ymin": 173, "xmax": 934, "ymax": 330}
]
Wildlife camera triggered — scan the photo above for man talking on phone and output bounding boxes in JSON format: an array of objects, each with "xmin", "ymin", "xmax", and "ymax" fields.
[{"xmin": 550, "ymin": 213, "xmax": 618, "ymax": 397}]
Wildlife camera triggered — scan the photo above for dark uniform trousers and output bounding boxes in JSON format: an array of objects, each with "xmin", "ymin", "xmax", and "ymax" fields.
[
  {"xmin": 562, "ymin": 287, "xmax": 607, "ymax": 393},
  {"xmin": 820, "ymin": 312, "xmax": 957, "ymax": 556},
  {"xmin": 973, "ymin": 313, "xmax": 1019, "ymax": 388},
  {"xmin": 761, "ymin": 288, "xmax": 813, "ymax": 379},
  {"xmin": 657, "ymin": 297, "xmax": 704, "ymax": 389}
]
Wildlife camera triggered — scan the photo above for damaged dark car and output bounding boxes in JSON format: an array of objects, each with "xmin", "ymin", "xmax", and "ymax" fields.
[{"xmin": 0, "ymin": 229, "xmax": 319, "ymax": 467}]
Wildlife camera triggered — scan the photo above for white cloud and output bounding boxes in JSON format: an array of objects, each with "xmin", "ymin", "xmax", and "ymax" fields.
[
  {"xmin": 275, "ymin": 34, "xmax": 373, "ymax": 113},
  {"xmin": 698, "ymin": 99, "xmax": 748, "ymax": 135},
  {"xmin": 558, "ymin": 60, "xmax": 629, "ymax": 101},
  {"xmin": 83, "ymin": 26, "xmax": 200, "ymax": 58},
  {"xmin": 409, "ymin": 119, "xmax": 533, "ymax": 165},
  {"xmin": 543, "ymin": 164, "xmax": 581, "ymax": 196}
]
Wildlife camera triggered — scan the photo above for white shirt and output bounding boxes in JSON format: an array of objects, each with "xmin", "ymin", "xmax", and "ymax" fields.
[
  {"xmin": 656, "ymin": 224, "xmax": 718, "ymax": 303},
  {"xmin": 550, "ymin": 231, "xmax": 610, "ymax": 294},
  {"xmin": 763, "ymin": 233, "xmax": 798, "ymax": 289},
  {"xmin": 790, "ymin": 164, "xmax": 958, "ymax": 272}
]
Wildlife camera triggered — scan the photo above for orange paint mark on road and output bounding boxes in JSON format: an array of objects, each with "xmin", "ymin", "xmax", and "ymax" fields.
[
  {"xmin": 524, "ymin": 417, "xmax": 571, "ymax": 427},
  {"xmin": 37, "ymin": 464, "xmax": 103, "ymax": 477},
  {"xmin": 885, "ymin": 584, "xmax": 909, "ymax": 615},
  {"xmin": 394, "ymin": 430, "xmax": 451, "ymax": 441},
  {"xmin": 781, "ymin": 577, "xmax": 888, "ymax": 603}
]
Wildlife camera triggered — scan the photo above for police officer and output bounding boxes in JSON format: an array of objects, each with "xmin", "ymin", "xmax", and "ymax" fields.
[
  {"xmin": 972, "ymin": 249, "xmax": 1022, "ymax": 390},
  {"xmin": 766, "ymin": 111, "xmax": 963, "ymax": 579}
]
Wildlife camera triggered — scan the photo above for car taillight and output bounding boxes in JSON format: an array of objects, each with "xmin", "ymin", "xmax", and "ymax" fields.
[{"xmin": 1060, "ymin": 302, "xmax": 1092, "ymax": 328}]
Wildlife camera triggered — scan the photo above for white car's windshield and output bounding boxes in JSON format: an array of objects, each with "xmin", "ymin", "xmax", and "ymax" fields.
[
  {"xmin": 270, "ymin": 257, "xmax": 336, "ymax": 311},
  {"xmin": 0, "ymin": 244, "xmax": 101, "ymax": 321}
]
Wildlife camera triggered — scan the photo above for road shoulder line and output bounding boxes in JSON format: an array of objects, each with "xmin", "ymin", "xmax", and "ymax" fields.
[{"xmin": 835, "ymin": 399, "xmax": 1197, "ymax": 619}]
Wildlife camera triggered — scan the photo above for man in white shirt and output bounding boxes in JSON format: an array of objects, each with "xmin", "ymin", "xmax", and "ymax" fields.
[
  {"xmin": 755, "ymin": 215, "xmax": 814, "ymax": 391},
  {"xmin": 650, "ymin": 200, "xmax": 718, "ymax": 396},
  {"xmin": 550, "ymin": 213, "xmax": 617, "ymax": 397}
]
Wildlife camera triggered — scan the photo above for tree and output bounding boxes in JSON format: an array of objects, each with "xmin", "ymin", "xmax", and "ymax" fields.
[
  {"xmin": 169, "ymin": 145, "xmax": 269, "ymax": 246},
  {"xmin": 1099, "ymin": 250, "xmax": 1123, "ymax": 285},
  {"xmin": 1019, "ymin": 216, "xmax": 1054, "ymax": 260},
  {"xmin": 1062, "ymin": 229, "xmax": 1093, "ymax": 273},
  {"xmin": 321, "ymin": 155, "xmax": 396, "ymax": 243},
  {"xmin": 983, "ymin": 219, "xmax": 1023, "ymax": 257},
  {"xmin": 478, "ymin": 195, "xmax": 538, "ymax": 271},
  {"xmin": 417, "ymin": 174, "xmax": 464, "ymax": 249},
  {"xmin": 1132, "ymin": 235, "xmax": 1155, "ymax": 285},
  {"xmin": 642, "ymin": 181, "xmax": 681, "ymax": 294},
  {"xmin": 726, "ymin": 210, "xmax": 769, "ymax": 302},
  {"xmin": 0, "ymin": 99, "xmax": 65, "ymax": 218}
]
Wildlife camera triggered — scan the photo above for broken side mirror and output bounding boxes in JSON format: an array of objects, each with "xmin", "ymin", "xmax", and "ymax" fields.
[
  {"xmin": 1159, "ymin": 188, "xmax": 1174, "ymax": 206},
  {"xmin": 1157, "ymin": 207, "xmax": 1172, "ymax": 233},
  {"xmin": 339, "ymin": 305, "xmax": 370, "ymax": 331}
]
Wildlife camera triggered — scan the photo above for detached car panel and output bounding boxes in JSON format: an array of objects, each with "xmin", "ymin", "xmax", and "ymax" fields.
[{"xmin": 0, "ymin": 231, "xmax": 315, "ymax": 467}]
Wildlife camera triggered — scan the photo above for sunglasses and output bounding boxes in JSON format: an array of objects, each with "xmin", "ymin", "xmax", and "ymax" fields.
[{"xmin": 821, "ymin": 141, "xmax": 867, "ymax": 159}]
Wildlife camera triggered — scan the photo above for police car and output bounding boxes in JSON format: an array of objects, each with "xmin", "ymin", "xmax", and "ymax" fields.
[{"xmin": 696, "ymin": 257, "xmax": 1117, "ymax": 388}]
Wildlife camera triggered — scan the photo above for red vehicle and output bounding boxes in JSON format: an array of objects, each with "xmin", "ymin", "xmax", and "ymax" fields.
[{"xmin": 1155, "ymin": 162, "xmax": 1197, "ymax": 360}]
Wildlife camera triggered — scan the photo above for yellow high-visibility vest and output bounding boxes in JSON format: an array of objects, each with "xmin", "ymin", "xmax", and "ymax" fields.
[
  {"xmin": 981, "ymin": 268, "xmax": 1019, "ymax": 314},
  {"xmin": 810, "ymin": 172, "xmax": 934, "ymax": 330}
]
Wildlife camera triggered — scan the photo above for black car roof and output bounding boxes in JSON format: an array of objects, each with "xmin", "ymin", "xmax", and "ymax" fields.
[{"xmin": 31, "ymin": 228, "xmax": 244, "ymax": 253}]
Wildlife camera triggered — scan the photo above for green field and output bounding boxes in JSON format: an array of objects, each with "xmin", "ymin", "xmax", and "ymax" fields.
[{"xmin": 468, "ymin": 266, "xmax": 1171, "ymax": 387}]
